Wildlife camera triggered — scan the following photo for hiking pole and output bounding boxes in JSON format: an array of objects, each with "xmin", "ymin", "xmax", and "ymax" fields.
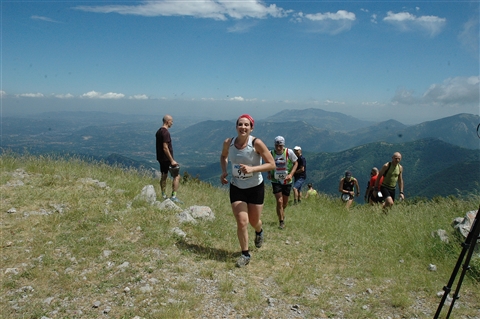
[{"xmin": 433, "ymin": 206, "xmax": 480, "ymax": 319}]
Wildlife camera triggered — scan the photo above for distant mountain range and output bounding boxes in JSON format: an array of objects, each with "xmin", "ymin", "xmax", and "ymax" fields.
[
  {"xmin": 172, "ymin": 112, "xmax": 478, "ymax": 164},
  {"xmin": 2, "ymin": 109, "xmax": 479, "ymax": 200},
  {"xmin": 262, "ymin": 108, "xmax": 376, "ymax": 132}
]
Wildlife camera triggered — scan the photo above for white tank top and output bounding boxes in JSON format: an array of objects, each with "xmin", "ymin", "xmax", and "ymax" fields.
[{"xmin": 228, "ymin": 136, "xmax": 263, "ymax": 189}]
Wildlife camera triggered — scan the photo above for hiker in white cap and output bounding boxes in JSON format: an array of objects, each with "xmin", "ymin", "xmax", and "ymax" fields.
[
  {"xmin": 293, "ymin": 146, "xmax": 306, "ymax": 205},
  {"xmin": 267, "ymin": 136, "xmax": 298, "ymax": 229}
]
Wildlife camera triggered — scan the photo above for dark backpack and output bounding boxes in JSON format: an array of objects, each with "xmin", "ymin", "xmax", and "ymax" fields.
[{"xmin": 383, "ymin": 162, "xmax": 392, "ymax": 177}]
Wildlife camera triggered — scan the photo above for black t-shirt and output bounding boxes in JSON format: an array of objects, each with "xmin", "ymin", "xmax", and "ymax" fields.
[
  {"xmin": 342, "ymin": 178, "xmax": 355, "ymax": 191},
  {"xmin": 155, "ymin": 127, "xmax": 173, "ymax": 162},
  {"xmin": 294, "ymin": 156, "xmax": 306, "ymax": 179}
]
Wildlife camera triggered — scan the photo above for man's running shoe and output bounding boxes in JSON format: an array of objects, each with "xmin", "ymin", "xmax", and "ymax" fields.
[
  {"xmin": 162, "ymin": 193, "xmax": 168, "ymax": 200},
  {"xmin": 235, "ymin": 254, "xmax": 250, "ymax": 268},
  {"xmin": 279, "ymin": 221, "xmax": 285, "ymax": 229},
  {"xmin": 170, "ymin": 196, "xmax": 183, "ymax": 204},
  {"xmin": 254, "ymin": 231, "xmax": 264, "ymax": 248}
]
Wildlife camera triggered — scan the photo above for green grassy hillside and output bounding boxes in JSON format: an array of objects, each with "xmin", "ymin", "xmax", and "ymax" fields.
[
  {"xmin": 1, "ymin": 154, "xmax": 479, "ymax": 318},
  {"xmin": 413, "ymin": 161, "xmax": 480, "ymax": 198}
]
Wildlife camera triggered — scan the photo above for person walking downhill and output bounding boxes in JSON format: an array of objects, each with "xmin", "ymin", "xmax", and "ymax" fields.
[
  {"xmin": 293, "ymin": 146, "xmax": 306, "ymax": 205},
  {"xmin": 373, "ymin": 152, "xmax": 405, "ymax": 212},
  {"xmin": 220, "ymin": 114, "xmax": 275, "ymax": 268},
  {"xmin": 155, "ymin": 114, "xmax": 182, "ymax": 203},
  {"xmin": 267, "ymin": 136, "xmax": 298, "ymax": 229}
]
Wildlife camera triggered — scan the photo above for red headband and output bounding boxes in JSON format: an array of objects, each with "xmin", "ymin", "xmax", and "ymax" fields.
[{"xmin": 237, "ymin": 114, "xmax": 254, "ymax": 129}]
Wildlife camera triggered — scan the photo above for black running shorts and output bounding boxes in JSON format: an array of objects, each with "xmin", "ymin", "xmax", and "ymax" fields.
[
  {"xmin": 272, "ymin": 182, "xmax": 292, "ymax": 196},
  {"xmin": 229, "ymin": 181, "xmax": 265, "ymax": 205},
  {"xmin": 159, "ymin": 161, "xmax": 171, "ymax": 174},
  {"xmin": 380, "ymin": 186, "xmax": 396, "ymax": 201}
]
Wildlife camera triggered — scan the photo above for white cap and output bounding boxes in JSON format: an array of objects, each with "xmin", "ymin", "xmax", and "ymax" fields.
[
  {"xmin": 294, "ymin": 146, "xmax": 301, "ymax": 150},
  {"xmin": 274, "ymin": 136, "xmax": 285, "ymax": 145}
]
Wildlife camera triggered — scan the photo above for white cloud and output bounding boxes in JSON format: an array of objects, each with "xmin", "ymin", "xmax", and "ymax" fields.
[
  {"xmin": 324, "ymin": 99, "xmax": 345, "ymax": 105},
  {"xmin": 383, "ymin": 11, "xmax": 446, "ymax": 37},
  {"xmin": 392, "ymin": 88, "xmax": 417, "ymax": 105},
  {"xmin": 81, "ymin": 91, "xmax": 102, "ymax": 98},
  {"xmin": 54, "ymin": 93, "xmax": 74, "ymax": 99},
  {"xmin": 31, "ymin": 15, "xmax": 61, "ymax": 23},
  {"xmin": 458, "ymin": 17, "xmax": 479, "ymax": 56},
  {"xmin": 422, "ymin": 76, "xmax": 479, "ymax": 105},
  {"xmin": 384, "ymin": 12, "xmax": 415, "ymax": 23},
  {"xmin": 361, "ymin": 101, "xmax": 385, "ymax": 107},
  {"xmin": 227, "ymin": 20, "xmax": 259, "ymax": 33},
  {"xmin": 229, "ymin": 96, "xmax": 245, "ymax": 101},
  {"xmin": 304, "ymin": 10, "xmax": 355, "ymax": 22},
  {"xmin": 74, "ymin": 0, "xmax": 288, "ymax": 21},
  {"xmin": 18, "ymin": 93, "xmax": 44, "ymax": 98},
  {"xmin": 0, "ymin": 90, "xmax": 6, "ymax": 97},
  {"xmin": 130, "ymin": 94, "xmax": 149, "ymax": 100},
  {"xmin": 101, "ymin": 92, "xmax": 125, "ymax": 99},
  {"xmin": 81, "ymin": 91, "xmax": 125, "ymax": 99},
  {"xmin": 294, "ymin": 10, "xmax": 356, "ymax": 35},
  {"xmin": 392, "ymin": 76, "xmax": 479, "ymax": 106}
]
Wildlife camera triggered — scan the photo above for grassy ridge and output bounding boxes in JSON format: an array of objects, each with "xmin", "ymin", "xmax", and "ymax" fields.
[{"xmin": 1, "ymin": 153, "xmax": 479, "ymax": 318}]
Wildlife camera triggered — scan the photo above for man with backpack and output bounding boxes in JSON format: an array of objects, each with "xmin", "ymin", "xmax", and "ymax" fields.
[
  {"xmin": 373, "ymin": 152, "xmax": 405, "ymax": 211},
  {"xmin": 267, "ymin": 136, "xmax": 298, "ymax": 229}
]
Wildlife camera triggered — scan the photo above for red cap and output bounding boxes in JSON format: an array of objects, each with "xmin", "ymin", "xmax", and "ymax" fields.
[{"xmin": 237, "ymin": 114, "xmax": 254, "ymax": 129}]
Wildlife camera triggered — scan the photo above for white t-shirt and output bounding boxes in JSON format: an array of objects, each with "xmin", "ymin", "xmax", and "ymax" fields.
[{"xmin": 228, "ymin": 136, "xmax": 263, "ymax": 189}]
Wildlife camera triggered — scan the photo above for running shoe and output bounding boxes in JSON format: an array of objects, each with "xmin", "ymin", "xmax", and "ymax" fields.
[
  {"xmin": 170, "ymin": 196, "xmax": 183, "ymax": 204},
  {"xmin": 279, "ymin": 221, "xmax": 285, "ymax": 229},
  {"xmin": 254, "ymin": 231, "xmax": 264, "ymax": 248},
  {"xmin": 235, "ymin": 254, "xmax": 250, "ymax": 268}
]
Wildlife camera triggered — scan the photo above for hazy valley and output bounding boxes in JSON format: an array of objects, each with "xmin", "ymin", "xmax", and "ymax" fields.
[{"xmin": 2, "ymin": 108, "xmax": 479, "ymax": 201}]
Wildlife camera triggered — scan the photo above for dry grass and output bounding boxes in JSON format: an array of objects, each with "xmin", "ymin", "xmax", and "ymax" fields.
[{"xmin": 1, "ymin": 153, "xmax": 479, "ymax": 318}]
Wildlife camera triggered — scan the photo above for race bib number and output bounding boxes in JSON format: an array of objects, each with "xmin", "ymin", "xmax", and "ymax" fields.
[
  {"xmin": 274, "ymin": 169, "xmax": 287, "ymax": 182},
  {"xmin": 232, "ymin": 163, "xmax": 253, "ymax": 179}
]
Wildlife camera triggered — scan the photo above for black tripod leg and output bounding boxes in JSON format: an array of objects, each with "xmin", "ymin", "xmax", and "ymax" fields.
[
  {"xmin": 433, "ymin": 207, "xmax": 479, "ymax": 319},
  {"xmin": 445, "ymin": 209, "xmax": 480, "ymax": 318}
]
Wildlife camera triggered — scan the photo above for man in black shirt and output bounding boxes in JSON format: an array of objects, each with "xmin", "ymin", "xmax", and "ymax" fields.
[
  {"xmin": 156, "ymin": 114, "xmax": 181, "ymax": 203},
  {"xmin": 293, "ymin": 146, "xmax": 306, "ymax": 205}
]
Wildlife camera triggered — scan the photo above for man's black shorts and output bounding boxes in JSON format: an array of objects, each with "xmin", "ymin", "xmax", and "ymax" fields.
[
  {"xmin": 272, "ymin": 182, "xmax": 292, "ymax": 196},
  {"xmin": 230, "ymin": 182, "xmax": 265, "ymax": 205},
  {"xmin": 380, "ymin": 186, "xmax": 396, "ymax": 201},
  {"xmin": 159, "ymin": 161, "xmax": 171, "ymax": 174}
]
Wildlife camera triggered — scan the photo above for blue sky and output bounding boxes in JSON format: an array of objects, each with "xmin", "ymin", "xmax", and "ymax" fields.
[{"xmin": 2, "ymin": 0, "xmax": 479, "ymax": 124}]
